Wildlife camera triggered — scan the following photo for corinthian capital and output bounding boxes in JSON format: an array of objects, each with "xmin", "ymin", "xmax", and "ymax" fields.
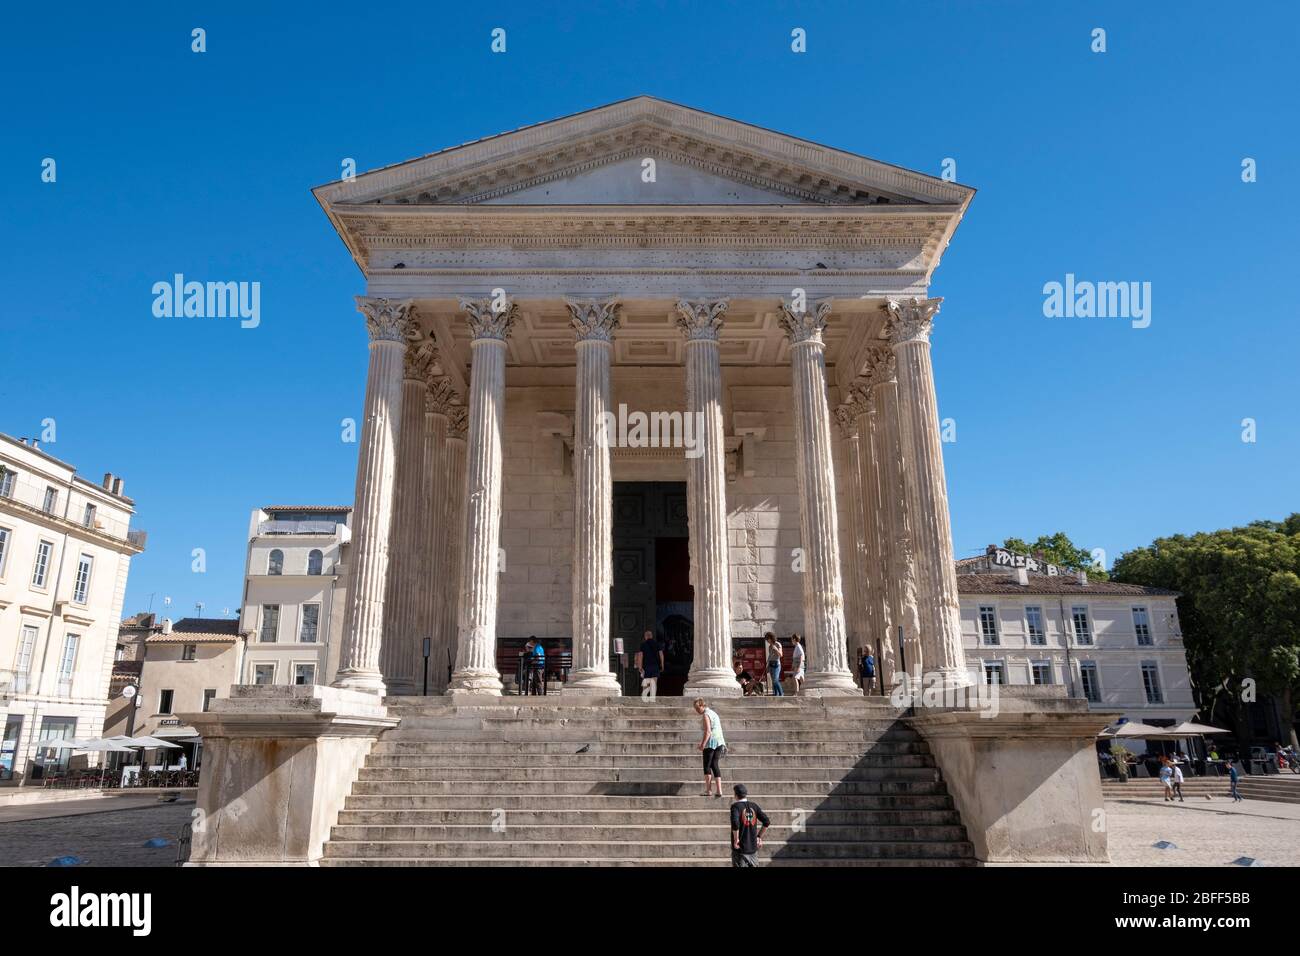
[
  {"xmin": 356, "ymin": 297, "xmax": 419, "ymax": 342},
  {"xmin": 859, "ymin": 345, "xmax": 897, "ymax": 389},
  {"xmin": 674, "ymin": 300, "xmax": 728, "ymax": 341},
  {"xmin": 425, "ymin": 378, "xmax": 460, "ymax": 416},
  {"xmin": 833, "ymin": 402, "xmax": 860, "ymax": 440},
  {"xmin": 460, "ymin": 297, "xmax": 519, "ymax": 341},
  {"xmin": 777, "ymin": 300, "xmax": 831, "ymax": 345},
  {"xmin": 566, "ymin": 299, "xmax": 622, "ymax": 342},
  {"xmin": 403, "ymin": 337, "xmax": 438, "ymax": 381},
  {"xmin": 884, "ymin": 297, "xmax": 943, "ymax": 347},
  {"xmin": 448, "ymin": 406, "xmax": 469, "ymax": 439}
]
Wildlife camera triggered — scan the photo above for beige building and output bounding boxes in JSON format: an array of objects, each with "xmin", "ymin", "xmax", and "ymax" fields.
[
  {"xmin": 239, "ymin": 506, "xmax": 350, "ymax": 687},
  {"xmin": 0, "ymin": 433, "xmax": 145, "ymax": 783},
  {"xmin": 955, "ymin": 547, "xmax": 1194, "ymax": 725}
]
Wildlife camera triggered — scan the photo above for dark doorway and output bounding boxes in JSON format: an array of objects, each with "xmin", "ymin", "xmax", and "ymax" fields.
[{"xmin": 611, "ymin": 482, "xmax": 691, "ymax": 695}]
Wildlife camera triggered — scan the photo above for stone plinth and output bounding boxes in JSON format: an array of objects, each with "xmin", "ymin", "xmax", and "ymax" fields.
[
  {"xmin": 182, "ymin": 685, "xmax": 398, "ymax": 866},
  {"xmin": 907, "ymin": 689, "xmax": 1117, "ymax": 864}
]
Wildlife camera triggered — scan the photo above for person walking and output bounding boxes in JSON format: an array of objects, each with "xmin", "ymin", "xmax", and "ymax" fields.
[
  {"xmin": 1158, "ymin": 757, "xmax": 1174, "ymax": 802},
  {"xmin": 729, "ymin": 784, "xmax": 770, "ymax": 867},
  {"xmin": 694, "ymin": 697, "xmax": 727, "ymax": 798},
  {"xmin": 635, "ymin": 629, "xmax": 664, "ymax": 699},
  {"xmin": 860, "ymin": 646, "xmax": 876, "ymax": 695},
  {"xmin": 1228, "ymin": 761, "xmax": 1243, "ymax": 801},
  {"xmin": 790, "ymin": 634, "xmax": 805, "ymax": 695},
  {"xmin": 1171, "ymin": 759, "xmax": 1186, "ymax": 802},
  {"xmin": 765, "ymin": 632, "xmax": 784, "ymax": 697}
]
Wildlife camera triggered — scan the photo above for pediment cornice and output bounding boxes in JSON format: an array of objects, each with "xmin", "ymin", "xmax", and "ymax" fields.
[{"xmin": 314, "ymin": 97, "xmax": 972, "ymax": 209}]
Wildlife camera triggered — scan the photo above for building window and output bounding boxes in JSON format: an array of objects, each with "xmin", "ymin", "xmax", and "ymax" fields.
[
  {"xmin": 1141, "ymin": 662, "xmax": 1164, "ymax": 704},
  {"xmin": 1031, "ymin": 661, "xmax": 1053, "ymax": 685},
  {"xmin": 83, "ymin": 503, "xmax": 97, "ymax": 528},
  {"xmin": 14, "ymin": 625, "xmax": 39, "ymax": 694},
  {"xmin": 260, "ymin": 605, "xmax": 280, "ymax": 643},
  {"xmin": 42, "ymin": 487, "xmax": 58, "ymax": 514},
  {"xmin": 978, "ymin": 605, "xmax": 999, "ymax": 645},
  {"xmin": 158, "ymin": 689, "xmax": 175, "ymax": 715},
  {"xmin": 34, "ymin": 717, "xmax": 77, "ymax": 777},
  {"xmin": 1071, "ymin": 606, "xmax": 1093, "ymax": 646},
  {"xmin": 252, "ymin": 664, "xmax": 276, "ymax": 685},
  {"xmin": 57, "ymin": 634, "xmax": 79, "ymax": 695},
  {"xmin": 72, "ymin": 553, "xmax": 93, "ymax": 604},
  {"xmin": 1, "ymin": 715, "xmax": 24, "ymax": 781},
  {"xmin": 294, "ymin": 663, "xmax": 316, "ymax": 686},
  {"xmin": 202, "ymin": 689, "xmax": 217, "ymax": 712},
  {"xmin": 1079, "ymin": 662, "xmax": 1101, "ymax": 703},
  {"xmin": 307, "ymin": 549, "xmax": 323, "ymax": 575},
  {"xmin": 115, "ymin": 644, "xmax": 126, "ymax": 662},
  {"xmin": 0, "ymin": 525, "xmax": 10, "ymax": 576},
  {"xmin": 32, "ymin": 540, "xmax": 53, "ymax": 588},
  {"xmin": 181, "ymin": 644, "xmax": 197, "ymax": 661},
  {"xmin": 1025, "ymin": 606, "xmax": 1045, "ymax": 646},
  {"xmin": 0, "ymin": 467, "xmax": 14, "ymax": 498},
  {"xmin": 268, "ymin": 549, "xmax": 284, "ymax": 575},
  {"xmin": 1132, "ymin": 606, "xmax": 1152, "ymax": 646},
  {"xmin": 300, "ymin": 603, "xmax": 320, "ymax": 643},
  {"xmin": 982, "ymin": 660, "xmax": 1005, "ymax": 685}
]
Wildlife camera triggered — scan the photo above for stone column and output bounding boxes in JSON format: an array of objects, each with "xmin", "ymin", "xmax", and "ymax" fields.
[
  {"xmin": 438, "ymin": 415, "xmax": 467, "ymax": 693},
  {"xmin": 675, "ymin": 301, "xmax": 740, "ymax": 696},
  {"xmin": 447, "ymin": 298, "xmax": 517, "ymax": 698},
  {"xmin": 885, "ymin": 297, "xmax": 968, "ymax": 687},
  {"xmin": 777, "ymin": 302, "xmax": 860, "ymax": 696},
  {"xmin": 832, "ymin": 398, "xmax": 869, "ymax": 668},
  {"xmin": 417, "ymin": 377, "xmax": 455, "ymax": 694},
  {"xmin": 564, "ymin": 300, "xmax": 622, "ymax": 696},
  {"xmin": 379, "ymin": 337, "xmax": 435, "ymax": 695},
  {"xmin": 333, "ymin": 297, "xmax": 417, "ymax": 694}
]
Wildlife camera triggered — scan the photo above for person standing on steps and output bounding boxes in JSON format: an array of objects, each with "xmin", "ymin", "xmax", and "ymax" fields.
[
  {"xmin": 765, "ymin": 632, "xmax": 784, "ymax": 696},
  {"xmin": 729, "ymin": 783, "xmax": 770, "ymax": 867},
  {"xmin": 635, "ymin": 628, "xmax": 664, "ymax": 699},
  {"xmin": 790, "ymin": 634, "xmax": 805, "ymax": 695},
  {"xmin": 860, "ymin": 647, "xmax": 876, "ymax": 695},
  {"xmin": 694, "ymin": 697, "xmax": 727, "ymax": 798}
]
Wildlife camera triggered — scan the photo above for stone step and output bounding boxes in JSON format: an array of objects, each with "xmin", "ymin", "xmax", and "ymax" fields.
[
  {"xmin": 354, "ymin": 766, "xmax": 942, "ymax": 782},
  {"xmin": 389, "ymin": 716, "xmax": 911, "ymax": 733},
  {"xmin": 328, "ymin": 823, "xmax": 972, "ymax": 843},
  {"xmin": 361, "ymin": 753, "xmax": 935, "ymax": 769},
  {"xmin": 381, "ymin": 698, "xmax": 899, "ymax": 713},
  {"xmin": 369, "ymin": 740, "xmax": 929, "ymax": 755},
  {"xmin": 342, "ymin": 792, "xmax": 957, "ymax": 811},
  {"xmin": 320, "ymin": 856, "xmax": 975, "ymax": 868},
  {"xmin": 321, "ymin": 839, "xmax": 974, "ymax": 860},
  {"xmin": 334, "ymin": 808, "xmax": 964, "ymax": 826},
  {"xmin": 348, "ymin": 779, "xmax": 948, "ymax": 796}
]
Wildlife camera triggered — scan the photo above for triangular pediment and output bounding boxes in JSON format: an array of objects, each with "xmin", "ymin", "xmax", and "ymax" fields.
[{"xmin": 317, "ymin": 97, "xmax": 972, "ymax": 209}]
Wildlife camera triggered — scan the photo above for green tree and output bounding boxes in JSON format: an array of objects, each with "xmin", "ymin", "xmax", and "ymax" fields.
[
  {"xmin": 1110, "ymin": 517, "xmax": 1300, "ymax": 750},
  {"xmin": 1002, "ymin": 531, "xmax": 1109, "ymax": 580}
]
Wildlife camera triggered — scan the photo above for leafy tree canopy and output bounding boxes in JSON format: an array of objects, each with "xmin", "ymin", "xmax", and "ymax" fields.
[{"xmin": 1001, "ymin": 531, "xmax": 1109, "ymax": 580}]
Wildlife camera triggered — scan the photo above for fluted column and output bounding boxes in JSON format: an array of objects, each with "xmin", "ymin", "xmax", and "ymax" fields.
[
  {"xmin": 380, "ymin": 339, "xmax": 435, "ymax": 695},
  {"xmin": 565, "ymin": 300, "xmax": 622, "ymax": 696},
  {"xmin": 885, "ymin": 297, "xmax": 968, "ymax": 687},
  {"xmin": 675, "ymin": 301, "xmax": 740, "ymax": 696},
  {"xmin": 448, "ymin": 298, "xmax": 517, "ymax": 698},
  {"xmin": 861, "ymin": 352, "xmax": 920, "ymax": 686},
  {"xmin": 832, "ymin": 399, "xmax": 868, "ymax": 666},
  {"xmin": 778, "ymin": 302, "xmax": 859, "ymax": 696},
  {"xmin": 333, "ymin": 297, "xmax": 417, "ymax": 694},
  {"xmin": 417, "ymin": 378, "xmax": 455, "ymax": 693},
  {"xmin": 439, "ymin": 416, "xmax": 467, "ymax": 692}
]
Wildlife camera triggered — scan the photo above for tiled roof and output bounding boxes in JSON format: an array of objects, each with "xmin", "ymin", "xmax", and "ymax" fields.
[
  {"xmin": 147, "ymin": 617, "xmax": 244, "ymax": 643},
  {"xmin": 955, "ymin": 573, "xmax": 1178, "ymax": 597}
]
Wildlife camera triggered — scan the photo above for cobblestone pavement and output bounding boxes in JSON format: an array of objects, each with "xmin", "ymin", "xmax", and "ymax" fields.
[
  {"xmin": 1105, "ymin": 797, "xmax": 1300, "ymax": 866},
  {"xmin": 0, "ymin": 798, "xmax": 194, "ymax": 867}
]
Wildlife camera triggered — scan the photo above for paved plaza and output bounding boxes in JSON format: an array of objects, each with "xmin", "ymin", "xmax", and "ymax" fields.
[{"xmin": 0, "ymin": 794, "xmax": 194, "ymax": 867}]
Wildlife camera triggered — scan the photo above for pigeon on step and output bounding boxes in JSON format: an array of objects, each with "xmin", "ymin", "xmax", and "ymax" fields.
[{"xmin": 575, "ymin": 744, "xmax": 591, "ymax": 754}]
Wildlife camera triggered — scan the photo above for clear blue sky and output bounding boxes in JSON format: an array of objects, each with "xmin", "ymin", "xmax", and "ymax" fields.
[{"xmin": 2, "ymin": 2, "xmax": 1296, "ymax": 620}]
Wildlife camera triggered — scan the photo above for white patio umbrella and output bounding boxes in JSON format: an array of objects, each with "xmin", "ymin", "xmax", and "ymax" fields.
[
  {"xmin": 1101, "ymin": 721, "xmax": 1177, "ymax": 738},
  {"xmin": 72, "ymin": 739, "xmax": 136, "ymax": 752},
  {"xmin": 128, "ymin": 736, "xmax": 182, "ymax": 749},
  {"xmin": 1171, "ymin": 721, "xmax": 1233, "ymax": 736}
]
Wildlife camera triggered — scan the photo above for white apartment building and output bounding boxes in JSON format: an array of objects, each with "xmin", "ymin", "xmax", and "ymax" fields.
[
  {"xmin": 238, "ymin": 506, "xmax": 351, "ymax": 687},
  {"xmin": 957, "ymin": 546, "xmax": 1195, "ymax": 725},
  {"xmin": 0, "ymin": 433, "xmax": 145, "ymax": 784}
]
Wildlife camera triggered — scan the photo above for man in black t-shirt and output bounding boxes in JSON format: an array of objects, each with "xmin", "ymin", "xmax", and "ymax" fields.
[
  {"xmin": 729, "ymin": 784, "xmax": 770, "ymax": 867},
  {"xmin": 635, "ymin": 629, "xmax": 664, "ymax": 699}
]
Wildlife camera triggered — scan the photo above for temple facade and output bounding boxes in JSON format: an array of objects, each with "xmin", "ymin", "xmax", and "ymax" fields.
[{"xmin": 312, "ymin": 97, "xmax": 977, "ymax": 700}]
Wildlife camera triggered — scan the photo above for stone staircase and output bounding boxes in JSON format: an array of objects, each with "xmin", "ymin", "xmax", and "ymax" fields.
[{"xmin": 320, "ymin": 696, "xmax": 976, "ymax": 866}]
